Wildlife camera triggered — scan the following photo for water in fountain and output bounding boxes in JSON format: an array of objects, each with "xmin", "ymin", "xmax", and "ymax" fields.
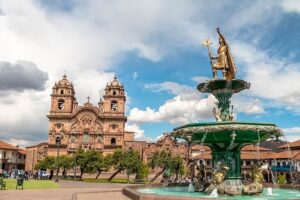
[
  {"xmin": 227, "ymin": 130, "xmax": 236, "ymax": 151},
  {"xmin": 200, "ymin": 131, "xmax": 207, "ymax": 147},
  {"xmin": 267, "ymin": 187, "xmax": 273, "ymax": 196},
  {"xmin": 269, "ymin": 160, "xmax": 278, "ymax": 189},
  {"xmin": 256, "ymin": 130, "xmax": 261, "ymax": 162},
  {"xmin": 282, "ymin": 135, "xmax": 296, "ymax": 190},
  {"xmin": 188, "ymin": 182, "xmax": 195, "ymax": 192},
  {"xmin": 209, "ymin": 188, "xmax": 219, "ymax": 197}
]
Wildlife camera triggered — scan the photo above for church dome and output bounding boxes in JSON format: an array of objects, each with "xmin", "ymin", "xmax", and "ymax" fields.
[
  {"xmin": 58, "ymin": 74, "xmax": 72, "ymax": 86},
  {"xmin": 110, "ymin": 76, "xmax": 122, "ymax": 87}
]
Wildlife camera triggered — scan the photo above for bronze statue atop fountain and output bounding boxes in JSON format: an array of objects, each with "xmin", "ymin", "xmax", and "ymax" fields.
[{"xmin": 203, "ymin": 27, "xmax": 237, "ymax": 80}]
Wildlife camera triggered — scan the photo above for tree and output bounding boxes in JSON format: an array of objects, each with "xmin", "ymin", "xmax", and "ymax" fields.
[
  {"xmin": 34, "ymin": 156, "xmax": 56, "ymax": 179},
  {"xmin": 108, "ymin": 149, "xmax": 126, "ymax": 181},
  {"xmin": 136, "ymin": 162, "xmax": 150, "ymax": 181},
  {"xmin": 75, "ymin": 149, "xmax": 99, "ymax": 180},
  {"xmin": 59, "ymin": 155, "xmax": 73, "ymax": 178},
  {"xmin": 170, "ymin": 155, "xmax": 184, "ymax": 182},
  {"xmin": 123, "ymin": 149, "xmax": 142, "ymax": 183},
  {"xmin": 148, "ymin": 151, "xmax": 173, "ymax": 182},
  {"xmin": 94, "ymin": 153, "xmax": 112, "ymax": 179},
  {"xmin": 108, "ymin": 148, "xmax": 143, "ymax": 182}
]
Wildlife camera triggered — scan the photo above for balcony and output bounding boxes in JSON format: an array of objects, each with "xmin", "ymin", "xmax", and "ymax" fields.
[
  {"xmin": 271, "ymin": 166, "xmax": 293, "ymax": 171},
  {"xmin": 104, "ymin": 145, "xmax": 122, "ymax": 149}
]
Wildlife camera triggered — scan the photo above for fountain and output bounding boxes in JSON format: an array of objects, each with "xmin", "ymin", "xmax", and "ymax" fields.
[
  {"xmin": 171, "ymin": 27, "xmax": 282, "ymax": 196},
  {"xmin": 123, "ymin": 28, "xmax": 300, "ymax": 199}
]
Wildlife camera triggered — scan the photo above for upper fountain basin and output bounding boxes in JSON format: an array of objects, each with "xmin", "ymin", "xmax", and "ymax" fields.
[{"xmin": 197, "ymin": 79, "xmax": 250, "ymax": 94}]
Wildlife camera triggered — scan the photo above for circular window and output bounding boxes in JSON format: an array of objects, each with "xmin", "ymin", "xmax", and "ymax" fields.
[
  {"xmin": 112, "ymin": 124, "xmax": 117, "ymax": 129},
  {"xmin": 57, "ymin": 123, "xmax": 62, "ymax": 128}
]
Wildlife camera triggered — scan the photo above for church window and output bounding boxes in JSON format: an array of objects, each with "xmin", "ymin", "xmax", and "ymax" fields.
[
  {"xmin": 83, "ymin": 133, "xmax": 89, "ymax": 143},
  {"xmin": 58, "ymin": 99, "xmax": 65, "ymax": 110},
  {"xmin": 112, "ymin": 124, "xmax": 117, "ymax": 129},
  {"xmin": 71, "ymin": 136, "xmax": 76, "ymax": 143},
  {"xmin": 111, "ymin": 100, "xmax": 118, "ymax": 111},
  {"xmin": 43, "ymin": 147, "xmax": 48, "ymax": 156},
  {"xmin": 111, "ymin": 138, "xmax": 116, "ymax": 145},
  {"xmin": 97, "ymin": 136, "xmax": 102, "ymax": 143},
  {"xmin": 113, "ymin": 90, "xmax": 116, "ymax": 95},
  {"xmin": 57, "ymin": 123, "xmax": 62, "ymax": 128},
  {"xmin": 60, "ymin": 89, "xmax": 64, "ymax": 95}
]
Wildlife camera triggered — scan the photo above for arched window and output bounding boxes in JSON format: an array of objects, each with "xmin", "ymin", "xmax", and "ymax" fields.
[
  {"xmin": 111, "ymin": 138, "xmax": 116, "ymax": 145},
  {"xmin": 58, "ymin": 99, "xmax": 65, "ymax": 110},
  {"xmin": 60, "ymin": 89, "xmax": 64, "ymax": 95},
  {"xmin": 111, "ymin": 100, "xmax": 118, "ymax": 111},
  {"xmin": 112, "ymin": 90, "xmax": 116, "ymax": 95}
]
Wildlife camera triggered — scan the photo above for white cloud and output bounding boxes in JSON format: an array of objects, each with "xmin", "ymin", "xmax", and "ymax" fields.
[
  {"xmin": 7, "ymin": 138, "xmax": 40, "ymax": 148},
  {"xmin": 231, "ymin": 41, "xmax": 300, "ymax": 113},
  {"xmin": 128, "ymin": 94, "xmax": 216, "ymax": 125},
  {"xmin": 0, "ymin": 0, "xmax": 298, "ymax": 144},
  {"xmin": 280, "ymin": 0, "xmax": 300, "ymax": 13},
  {"xmin": 283, "ymin": 127, "xmax": 300, "ymax": 134},
  {"xmin": 132, "ymin": 72, "xmax": 138, "ymax": 80},
  {"xmin": 125, "ymin": 123, "xmax": 145, "ymax": 140},
  {"xmin": 145, "ymin": 81, "xmax": 197, "ymax": 100},
  {"xmin": 232, "ymin": 96, "xmax": 266, "ymax": 115}
]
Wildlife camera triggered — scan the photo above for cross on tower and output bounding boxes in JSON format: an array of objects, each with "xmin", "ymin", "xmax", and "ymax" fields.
[{"xmin": 87, "ymin": 96, "xmax": 91, "ymax": 102}]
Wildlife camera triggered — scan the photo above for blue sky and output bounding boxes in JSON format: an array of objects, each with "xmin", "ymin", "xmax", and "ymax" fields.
[{"xmin": 0, "ymin": 0, "xmax": 300, "ymax": 146}]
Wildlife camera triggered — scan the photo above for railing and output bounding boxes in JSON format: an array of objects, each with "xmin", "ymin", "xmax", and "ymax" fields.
[
  {"xmin": 104, "ymin": 145, "xmax": 122, "ymax": 149},
  {"xmin": 271, "ymin": 166, "xmax": 293, "ymax": 171}
]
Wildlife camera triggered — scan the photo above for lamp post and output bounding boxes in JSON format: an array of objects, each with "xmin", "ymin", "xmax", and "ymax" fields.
[
  {"xmin": 55, "ymin": 136, "xmax": 61, "ymax": 182},
  {"xmin": 73, "ymin": 153, "xmax": 76, "ymax": 182}
]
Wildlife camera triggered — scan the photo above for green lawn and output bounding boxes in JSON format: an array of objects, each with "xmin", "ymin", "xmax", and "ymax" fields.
[
  {"xmin": 83, "ymin": 178, "xmax": 135, "ymax": 183},
  {"xmin": 3, "ymin": 178, "xmax": 59, "ymax": 190}
]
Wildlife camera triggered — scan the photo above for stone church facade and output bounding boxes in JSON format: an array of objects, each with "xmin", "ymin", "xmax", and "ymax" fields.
[{"xmin": 46, "ymin": 75, "xmax": 134, "ymax": 157}]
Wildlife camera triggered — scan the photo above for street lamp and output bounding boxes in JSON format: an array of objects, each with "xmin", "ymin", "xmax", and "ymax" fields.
[
  {"xmin": 73, "ymin": 153, "xmax": 76, "ymax": 182},
  {"xmin": 55, "ymin": 136, "xmax": 62, "ymax": 182}
]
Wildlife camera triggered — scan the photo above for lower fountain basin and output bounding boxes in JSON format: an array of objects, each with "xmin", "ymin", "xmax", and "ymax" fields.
[{"xmin": 129, "ymin": 186, "xmax": 300, "ymax": 200}]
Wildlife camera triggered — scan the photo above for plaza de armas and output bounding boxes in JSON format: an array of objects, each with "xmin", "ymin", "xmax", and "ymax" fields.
[{"xmin": 0, "ymin": 74, "xmax": 297, "ymax": 185}]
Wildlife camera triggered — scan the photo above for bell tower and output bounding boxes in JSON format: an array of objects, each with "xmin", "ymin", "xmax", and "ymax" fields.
[
  {"xmin": 50, "ymin": 74, "xmax": 75, "ymax": 114},
  {"xmin": 103, "ymin": 76, "xmax": 126, "ymax": 114},
  {"xmin": 102, "ymin": 76, "xmax": 127, "ymax": 150}
]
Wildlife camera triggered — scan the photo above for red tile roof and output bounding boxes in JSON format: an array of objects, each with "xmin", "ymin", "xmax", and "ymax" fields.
[
  {"xmin": 278, "ymin": 140, "xmax": 300, "ymax": 149},
  {"xmin": 18, "ymin": 149, "xmax": 27, "ymax": 155},
  {"xmin": 241, "ymin": 145, "xmax": 270, "ymax": 151},
  {"xmin": 268, "ymin": 150, "xmax": 300, "ymax": 159},
  {"xmin": 0, "ymin": 140, "xmax": 19, "ymax": 150}
]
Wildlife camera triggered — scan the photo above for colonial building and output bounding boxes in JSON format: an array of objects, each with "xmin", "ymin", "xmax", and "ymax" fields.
[
  {"xmin": 0, "ymin": 140, "xmax": 26, "ymax": 171},
  {"xmin": 25, "ymin": 142, "xmax": 48, "ymax": 171},
  {"xmin": 46, "ymin": 75, "xmax": 134, "ymax": 156}
]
